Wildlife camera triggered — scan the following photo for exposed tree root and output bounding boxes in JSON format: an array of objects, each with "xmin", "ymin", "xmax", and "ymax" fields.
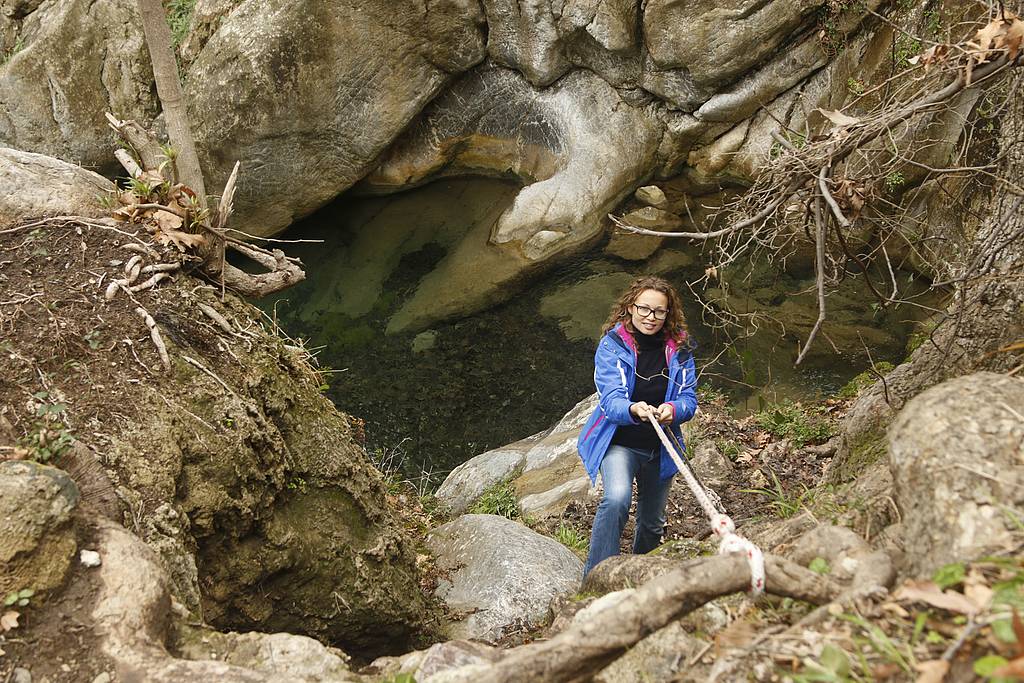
[{"xmin": 425, "ymin": 554, "xmax": 838, "ymax": 683}]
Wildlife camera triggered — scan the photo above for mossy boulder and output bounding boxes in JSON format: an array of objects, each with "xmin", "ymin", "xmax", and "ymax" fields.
[
  {"xmin": 104, "ymin": 294, "xmax": 436, "ymax": 655},
  {"xmin": 0, "ymin": 461, "xmax": 79, "ymax": 597}
]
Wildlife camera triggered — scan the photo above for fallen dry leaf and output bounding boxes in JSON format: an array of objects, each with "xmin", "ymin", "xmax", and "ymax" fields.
[
  {"xmin": 914, "ymin": 659, "xmax": 950, "ymax": 683},
  {"xmin": 819, "ymin": 108, "xmax": 862, "ymax": 128},
  {"xmin": 153, "ymin": 210, "xmax": 184, "ymax": 233},
  {"xmin": 154, "ymin": 228, "xmax": 206, "ymax": 252},
  {"xmin": 1001, "ymin": 18, "xmax": 1024, "ymax": 60},
  {"xmin": 894, "ymin": 580, "xmax": 980, "ymax": 614},
  {"xmin": 992, "ymin": 655, "xmax": 1024, "ymax": 678},
  {"xmin": 971, "ymin": 19, "xmax": 1005, "ymax": 60},
  {"xmin": 0, "ymin": 610, "xmax": 19, "ymax": 631},
  {"xmin": 715, "ymin": 617, "xmax": 760, "ymax": 653}
]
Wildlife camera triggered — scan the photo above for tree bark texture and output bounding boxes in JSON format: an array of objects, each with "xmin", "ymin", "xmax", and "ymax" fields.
[{"xmin": 136, "ymin": 0, "xmax": 208, "ymax": 211}]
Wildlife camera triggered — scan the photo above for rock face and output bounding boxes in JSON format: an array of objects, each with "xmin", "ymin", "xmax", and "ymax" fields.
[
  {"xmin": 185, "ymin": 0, "xmax": 486, "ymax": 235},
  {"xmin": 107, "ymin": 313, "xmax": 433, "ymax": 654},
  {"xmin": 0, "ymin": 461, "xmax": 80, "ymax": 596},
  {"xmin": 426, "ymin": 514, "xmax": 583, "ymax": 642},
  {"xmin": 0, "ymin": 0, "xmax": 155, "ymax": 174},
  {"xmin": 0, "ymin": 147, "xmax": 114, "ymax": 227},
  {"xmin": 889, "ymin": 373, "xmax": 1024, "ymax": 576},
  {"xmin": 1, "ymin": 0, "xmax": 884, "ymax": 312}
]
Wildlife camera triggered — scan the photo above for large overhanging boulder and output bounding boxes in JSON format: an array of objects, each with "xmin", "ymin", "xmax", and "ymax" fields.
[{"xmin": 366, "ymin": 65, "xmax": 664, "ymax": 332}]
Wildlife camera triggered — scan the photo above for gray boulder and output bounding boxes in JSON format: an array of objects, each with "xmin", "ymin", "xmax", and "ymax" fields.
[
  {"xmin": 889, "ymin": 372, "xmax": 1024, "ymax": 576},
  {"xmin": 0, "ymin": 147, "xmax": 114, "ymax": 228},
  {"xmin": 604, "ymin": 206, "xmax": 683, "ymax": 261},
  {"xmin": 0, "ymin": 0, "xmax": 155, "ymax": 173},
  {"xmin": 690, "ymin": 441, "xmax": 734, "ymax": 486},
  {"xmin": 426, "ymin": 514, "xmax": 583, "ymax": 642},
  {"xmin": 0, "ymin": 460, "xmax": 80, "ymax": 597},
  {"xmin": 634, "ymin": 185, "xmax": 667, "ymax": 208},
  {"xmin": 435, "ymin": 431, "xmax": 544, "ymax": 515},
  {"xmin": 186, "ymin": 0, "xmax": 486, "ymax": 236}
]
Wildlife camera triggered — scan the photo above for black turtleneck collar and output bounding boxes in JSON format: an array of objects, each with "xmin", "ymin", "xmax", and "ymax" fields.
[{"xmin": 634, "ymin": 328, "xmax": 665, "ymax": 351}]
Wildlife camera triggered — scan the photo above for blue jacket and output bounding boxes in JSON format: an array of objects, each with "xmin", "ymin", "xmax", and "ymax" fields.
[{"xmin": 577, "ymin": 323, "xmax": 699, "ymax": 483}]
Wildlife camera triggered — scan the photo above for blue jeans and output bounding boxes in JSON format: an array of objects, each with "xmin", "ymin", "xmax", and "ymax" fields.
[{"xmin": 584, "ymin": 444, "xmax": 674, "ymax": 576}]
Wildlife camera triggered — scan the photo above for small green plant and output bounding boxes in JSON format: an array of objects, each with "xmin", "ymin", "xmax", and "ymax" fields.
[
  {"xmin": 754, "ymin": 402, "xmax": 835, "ymax": 446},
  {"xmin": 380, "ymin": 674, "xmax": 416, "ymax": 683},
  {"xmin": 743, "ymin": 470, "xmax": 811, "ymax": 519},
  {"xmin": 846, "ymin": 77, "xmax": 865, "ymax": 95},
  {"xmin": 286, "ymin": 476, "xmax": 308, "ymax": 494},
  {"xmin": 167, "ymin": 0, "xmax": 197, "ymax": 49},
  {"xmin": 716, "ymin": 439, "xmax": 741, "ymax": 461},
  {"xmin": 83, "ymin": 330, "xmax": 102, "ymax": 350},
  {"xmin": 17, "ymin": 392, "xmax": 75, "ymax": 463},
  {"xmin": 0, "ymin": 37, "xmax": 25, "ymax": 68},
  {"xmin": 791, "ymin": 643, "xmax": 853, "ymax": 682},
  {"xmin": 697, "ymin": 385, "xmax": 728, "ymax": 404},
  {"xmin": 885, "ymin": 170, "xmax": 906, "ymax": 192},
  {"xmin": 809, "ymin": 557, "xmax": 831, "ymax": 575},
  {"xmin": 468, "ymin": 481, "xmax": 520, "ymax": 520},
  {"xmin": 555, "ymin": 523, "xmax": 588, "ymax": 556},
  {"xmin": 893, "ymin": 35, "xmax": 922, "ymax": 70},
  {"xmin": 3, "ymin": 589, "xmax": 33, "ymax": 608},
  {"xmin": 932, "ymin": 562, "xmax": 966, "ymax": 590}
]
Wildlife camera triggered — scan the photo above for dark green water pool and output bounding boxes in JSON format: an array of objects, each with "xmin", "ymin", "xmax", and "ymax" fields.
[{"xmin": 257, "ymin": 177, "xmax": 923, "ymax": 484}]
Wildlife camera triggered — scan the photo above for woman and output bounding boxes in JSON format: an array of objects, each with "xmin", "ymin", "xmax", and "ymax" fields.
[{"xmin": 576, "ymin": 275, "xmax": 698, "ymax": 576}]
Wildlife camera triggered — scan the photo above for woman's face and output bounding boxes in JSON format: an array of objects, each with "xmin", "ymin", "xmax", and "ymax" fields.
[{"xmin": 629, "ymin": 288, "xmax": 670, "ymax": 336}]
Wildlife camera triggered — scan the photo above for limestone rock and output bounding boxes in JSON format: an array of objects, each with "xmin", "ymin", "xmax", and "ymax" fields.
[
  {"xmin": 604, "ymin": 207, "xmax": 683, "ymax": 261},
  {"xmin": 435, "ymin": 434, "xmax": 541, "ymax": 515},
  {"xmin": 426, "ymin": 514, "xmax": 583, "ymax": 642},
  {"xmin": 483, "ymin": 0, "xmax": 570, "ymax": 86},
  {"xmin": 690, "ymin": 441, "xmax": 734, "ymax": 485},
  {"xmin": 888, "ymin": 372, "xmax": 1024, "ymax": 576},
  {"xmin": 0, "ymin": 460, "xmax": 79, "ymax": 596},
  {"xmin": 511, "ymin": 393, "xmax": 599, "ymax": 518},
  {"xmin": 635, "ymin": 185, "xmax": 667, "ymax": 208},
  {"xmin": 370, "ymin": 640, "xmax": 503, "ymax": 680},
  {"xmin": 0, "ymin": 147, "xmax": 115, "ymax": 228},
  {"xmin": 173, "ymin": 627, "xmax": 357, "ymax": 681},
  {"xmin": 184, "ymin": 0, "xmax": 486, "ymax": 236},
  {"xmin": 643, "ymin": 0, "xmax": 825, "ymax": 88},
  {"xmin": 373, "ymin": 66, "xmax": 663, "ymax": 332},
  {"xmin": 0, "ymin": 0, "xmax": 155, "ymax": 173},
  {"xmin": 519, "ymin": 476, "xmax": 597, "ymax": 519}
]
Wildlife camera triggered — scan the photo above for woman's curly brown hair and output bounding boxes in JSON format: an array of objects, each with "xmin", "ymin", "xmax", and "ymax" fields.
[{"xmin": 600, "ymin": 275, "xmax": 689, "ymax": 344}]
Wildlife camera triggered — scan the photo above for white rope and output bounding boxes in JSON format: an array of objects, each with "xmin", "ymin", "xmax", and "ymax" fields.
[{"xmin": 646, "ymin": 415, "xmax": 766, "ymax": 596}]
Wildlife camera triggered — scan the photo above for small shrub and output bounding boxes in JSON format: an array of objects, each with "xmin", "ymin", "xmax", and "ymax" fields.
[
  {"xmin": 754, "ymin": 402, "xmax": 835, "ymax": 446},
  {"xmin": 167, "ymin": 0, "xmax": 196, "ymax": 49},
  {"xmin": 742, "ymin": 470, "xmax": 812, "ymax": 519},
  {"xmin": 17, "ymin": 392, "xmax": 75, "ymax": 463},
  {"xmin": 468, "ymin": 481, "xmax": 520, "ymax": 520},
  {"xmin": 716, "ymin": 439, "xmax": 741, "ymax": 461}
]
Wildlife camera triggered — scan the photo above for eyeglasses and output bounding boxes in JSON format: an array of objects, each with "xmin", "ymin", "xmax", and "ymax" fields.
[{"xmin": 632, "ymin": 304, "xmax": 669, "ymax": 320}]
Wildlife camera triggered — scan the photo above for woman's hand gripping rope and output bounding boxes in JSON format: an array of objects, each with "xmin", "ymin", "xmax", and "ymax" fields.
[{"xmin": 645, "ymin": 415, "xmax": 766, "ymax": 596}]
